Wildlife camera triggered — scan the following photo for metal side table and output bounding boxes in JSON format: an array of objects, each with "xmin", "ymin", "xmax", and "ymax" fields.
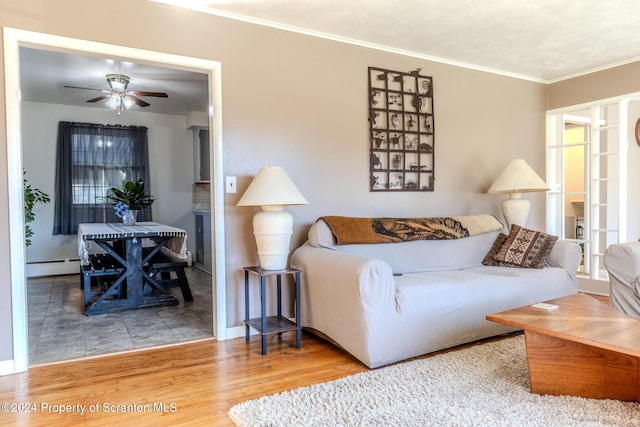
[{"xmin": 243, "ymin": 266, "xmax": 302, "ymax": 355}]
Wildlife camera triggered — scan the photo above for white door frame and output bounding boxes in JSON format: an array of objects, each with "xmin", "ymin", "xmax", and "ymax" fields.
[
  {"xmin": 3, "ymin": 27, "xmax": 227, "ymax": 373},
  {"xmin": 546, "ymin": 94, "xmax": 640, "ymax": 296}
]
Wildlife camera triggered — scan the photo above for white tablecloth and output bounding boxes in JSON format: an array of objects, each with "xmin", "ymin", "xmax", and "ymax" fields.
[{"xmin": 78, "ymin": 222, "xmax": 187, "ymax": 265}]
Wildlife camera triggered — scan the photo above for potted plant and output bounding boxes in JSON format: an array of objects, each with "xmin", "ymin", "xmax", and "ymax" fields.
[
  {"xmin": 107, "ymin": 178, "xmax": 154, "ymax": 225},
  {"xmin": 24, "ymin": 171, "xmax": 51, "ymax": 246}
]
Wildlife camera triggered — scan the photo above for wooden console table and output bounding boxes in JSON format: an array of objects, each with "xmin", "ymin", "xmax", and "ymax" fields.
[{"xmin": 487, "ymin": 293, "xmax": 640, "ymax": 402}]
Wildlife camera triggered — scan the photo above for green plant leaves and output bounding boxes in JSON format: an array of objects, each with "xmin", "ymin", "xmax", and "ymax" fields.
[
  {"xmin": 24, "ymin": 170, "xmax": 51, "ymax": 246},
  {"xmin": 107, "ymin": 179, "xmax": 154, "ymax": 211}
]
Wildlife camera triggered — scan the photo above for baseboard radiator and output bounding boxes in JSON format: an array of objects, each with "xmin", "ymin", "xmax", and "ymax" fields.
[
  {"xmin": 26, "ymin": 258, "xmax": 80, "ymax": 278},
  {"xmin": 26, "ymin": 251, "xmax": 193, "ymax": 278}
]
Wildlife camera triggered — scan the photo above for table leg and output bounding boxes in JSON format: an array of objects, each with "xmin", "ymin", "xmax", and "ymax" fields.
[
  {"xmin": 260, "ymin": 275, "xmax": 267, "ymax": 355},
  {"xmin": 295, "ymin": 271, "xmax": 301, "ymax": 349},
  {"xmin": 244, "ymin": 270, "xmax": 250, "ymax": 342},
  {"xmin": 126, "ymin": 238, "xmax": 143, "ymax": 306},
  {"xmin": 276, "ymin": 274, "xmax": 282, "ymax": 339}
]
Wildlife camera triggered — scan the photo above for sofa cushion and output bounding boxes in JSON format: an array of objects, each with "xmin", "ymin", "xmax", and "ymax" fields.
[{"xmin": 493, "ymin": 225, "xmax": 558, "ymax": 269}]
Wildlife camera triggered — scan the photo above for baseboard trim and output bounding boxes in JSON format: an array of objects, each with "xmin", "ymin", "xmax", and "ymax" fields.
[
  {"xmin": 26, "ymin": 259, "xmax": 80, "ymax": 278},
  {"xmin": 0, "ymin": 359, "xmax": 15, "ymax": 376},
  {"xmin": 577, "ymin": 276, "xmax": 610, "ymax": 296},
  {"xmin": 226, "ymin": 325, "xmax": 247, "ymax": 340}
]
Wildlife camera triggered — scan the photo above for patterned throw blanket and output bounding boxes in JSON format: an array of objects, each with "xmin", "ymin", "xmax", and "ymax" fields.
[{"xmin": 319, "ymin": 215, "xmax": 503, "ymax": 245}]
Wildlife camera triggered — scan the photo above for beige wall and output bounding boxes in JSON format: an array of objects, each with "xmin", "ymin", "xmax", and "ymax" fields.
[
  {"xmin": 0, "ymin": 0, "xmax": 550, "ymax": 365},
  {"xmin": 547, "ymin": 61, "xmax": 640, "ymax": 110}
]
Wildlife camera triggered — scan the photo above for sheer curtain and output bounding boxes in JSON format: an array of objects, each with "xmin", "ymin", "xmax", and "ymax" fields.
[{"xmin": 53, "ymin": 121, "xmax": 151, "ymax": 235}]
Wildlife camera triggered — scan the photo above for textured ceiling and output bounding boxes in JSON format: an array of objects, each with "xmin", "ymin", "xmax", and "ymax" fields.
[{"xmin": 156, "ymin": 0, "xmax": 640, "ymax": 82}]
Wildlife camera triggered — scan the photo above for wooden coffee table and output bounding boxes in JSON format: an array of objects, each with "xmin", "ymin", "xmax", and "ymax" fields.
[{"xmin": 487, "ymin": 293, "xmax": 640, "ymax": 402}]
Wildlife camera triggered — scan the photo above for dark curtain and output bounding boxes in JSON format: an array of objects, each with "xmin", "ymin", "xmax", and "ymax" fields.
[{"xmin": 53, "ymin": 121, "xmax": 151, "ymax": 235}]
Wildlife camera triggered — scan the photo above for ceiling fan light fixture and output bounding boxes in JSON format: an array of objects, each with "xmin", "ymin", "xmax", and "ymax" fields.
[
  {"xmin": 106, "ymin": 73, "xmax": 129, "ymax": 91},
  {"xmin": 105, "ymin": 94, "xmax": 121, "ymax": 109},
  {"xmin": 65, "ymin": 73, "xmax": 167, "ymax": 114},
  {"xmin": 122, "ymin": 96, "xmax": 135, "ymax": 109}
]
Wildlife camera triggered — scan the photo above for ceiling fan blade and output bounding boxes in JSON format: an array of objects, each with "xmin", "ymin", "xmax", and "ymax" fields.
[
  {"xmin": 86, "ymin": 95, "xmax": 110, "ymax": 103},
  {"xmin": 128, "ymin": 95, "xmax": 151, "ymax": 107},
  {"xmin": 129, "ymin": 91, "xmax": 168, "ymax": 98},
  {"xmin": 64, "ymin": 85, "xmax": 110, "ymax": 93}
]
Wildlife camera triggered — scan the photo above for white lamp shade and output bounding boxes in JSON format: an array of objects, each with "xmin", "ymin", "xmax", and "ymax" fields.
[
  {"xmin": 487, "ymin": 159, "xmax": 549, "ymax": 194},
  {"xmin": 237, "ymin": 166, "xmax": 308, "ymax": 207},
  {"xmin": 237, "ymin": 166, "xmax": 308, "ymax": 270},
  {"xmin": 488, "ymin": 159, "xmax": 548, "ymax": 229}
]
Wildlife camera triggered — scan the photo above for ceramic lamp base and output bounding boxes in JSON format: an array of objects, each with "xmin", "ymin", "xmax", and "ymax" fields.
[
  {"xmin": 252, "ymin": 206, "xmax": 292, "ymax": 270},
  {"xmin": 502, "ymin": 193, "xmax": 530, "ymax": 230}
]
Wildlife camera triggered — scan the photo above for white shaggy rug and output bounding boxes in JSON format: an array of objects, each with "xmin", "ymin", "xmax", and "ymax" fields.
[{"xmin": 228, "ymin": 335, "xmax": 640, "ymax": 427}]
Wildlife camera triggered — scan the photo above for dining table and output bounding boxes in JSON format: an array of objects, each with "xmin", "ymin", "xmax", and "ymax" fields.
[{"xmin": 78, "ymin": 222, "xmax": 188, "ymax": 315}]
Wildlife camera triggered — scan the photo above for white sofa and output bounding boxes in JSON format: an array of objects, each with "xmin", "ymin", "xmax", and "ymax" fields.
[
  {"xmin": 290, "ymin": 215, "xmax": 581, "ymax": 368},
  {"xmin": 604, "ymin": 241, "xmax": 640, "ymax": 318}
]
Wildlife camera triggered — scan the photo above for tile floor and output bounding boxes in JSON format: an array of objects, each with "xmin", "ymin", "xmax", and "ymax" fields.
[{"xmin": 27, "ymin": 266, "xmax": 213, "ymax": 364}]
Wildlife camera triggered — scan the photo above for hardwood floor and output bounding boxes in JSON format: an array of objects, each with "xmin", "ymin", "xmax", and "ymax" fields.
[
  {"xmin": 0, "ymin": 293, "xmax": 612, "ymax": 426},
  {"xmin": 0, "ymin": 331, "xmax": 368, "ymax": 426}
]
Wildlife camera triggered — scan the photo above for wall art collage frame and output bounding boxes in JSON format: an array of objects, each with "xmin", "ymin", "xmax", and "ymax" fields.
[{"xmin": 368, "ymin": 66, "xmax": 435, "ymax": 192}]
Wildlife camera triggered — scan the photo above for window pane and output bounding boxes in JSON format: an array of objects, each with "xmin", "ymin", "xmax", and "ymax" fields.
[
  {"xmin": 546, "ymin": 193, "xmax": 563, "ymax": 237},
  {"xmin": 547, "ymin": 146, "xmax": 562, "ymax": 193},
  {"xmin": 563, "ymin": 141, "xmax": 585, "ymax": 240},
  {"xmin": 71, "ymin": 134, "xmax": 138, "ymax": 205}
]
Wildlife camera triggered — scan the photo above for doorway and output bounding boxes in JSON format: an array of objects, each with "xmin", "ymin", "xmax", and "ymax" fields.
[
  {"xmin": 546, "ymin": 96, "xmax": 640, "ymax": 295},
  {"xmin": 4, "ymin": 28, "xmax": 227, "ymax": 372}
]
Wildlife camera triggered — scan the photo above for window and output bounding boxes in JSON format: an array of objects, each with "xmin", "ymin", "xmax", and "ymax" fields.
[
  {"xmin": 53, "ymin": 122, "xmax": 151, "ymax": 235},
  {"xmin": 546, "ymin": 100, "xmax": 628, "ymax": 284}
]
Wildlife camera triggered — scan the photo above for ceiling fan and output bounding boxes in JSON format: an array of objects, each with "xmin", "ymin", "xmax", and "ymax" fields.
[{"xmin": 64, "ymin": 74, "xmax": 168, "ymax": 114}]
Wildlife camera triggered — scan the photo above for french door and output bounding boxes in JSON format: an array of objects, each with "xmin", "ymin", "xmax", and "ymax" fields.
[{"xmin": 546, "ymin": 100, "xmax": 628, "ymax": 285}]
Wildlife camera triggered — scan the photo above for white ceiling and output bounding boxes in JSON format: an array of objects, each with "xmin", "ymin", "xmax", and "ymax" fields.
[
  {"xmin": 19, "ymin": 47, "xmax": 209, "ymax": 116},
  {"xmin": 157, "ymin": 0, "xmax": 640, "ymax": 83}
]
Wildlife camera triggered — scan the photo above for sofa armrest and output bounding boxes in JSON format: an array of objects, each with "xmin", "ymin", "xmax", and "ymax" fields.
[
  {"xmin": 604, "ymin": 242, "xmax": 640, "ymax": 317},
  {"xmin": 604, "ymin": 242, "xmax": 640, "ymax": 293},
  {"xmin": 291, "ymin": 242, "xmax": 397, "ymax": 318},
  {"xmin": 546, "ymin": 240, "xmax": 582, "ymax": 275},
  {"xmin": 290, "ymin": 242, "xmax": 397, "ymax": 364}
]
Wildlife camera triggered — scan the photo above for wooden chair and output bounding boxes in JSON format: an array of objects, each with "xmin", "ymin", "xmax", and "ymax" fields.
[
  {"xmin": 144, "ymin": 249, "xmax": 193, "ymax": 302},
  {"xmin": 80, "ymin": 253, "xmax": 125, "ymax": 308}
]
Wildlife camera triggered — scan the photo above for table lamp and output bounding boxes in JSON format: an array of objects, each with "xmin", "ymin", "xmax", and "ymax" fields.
[
  {"xmin": 487, "ymin": 159, "xmax": 549, "ymax": 229},
  {"xmin": 237, "ymin": 166, "xmax": 308, "ymax": 270}
]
